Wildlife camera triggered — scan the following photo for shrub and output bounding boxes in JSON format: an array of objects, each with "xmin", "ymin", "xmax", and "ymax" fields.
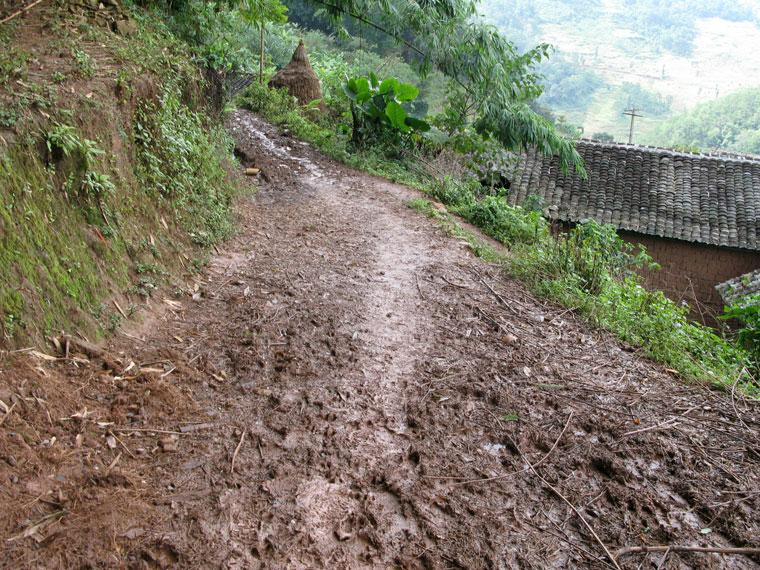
[
  {"xmin": 344, "ymin": 73, "xmax": 430, "ymax": 154},
  {"xmin": 508, "ymin": 221, "xmax": 749, "ymax": 387},
  {"xmin": 429, "ymin": 176, "xmax": 477, "ymax": 211},
  {"xmin": 134, "ymin": 88, "xmax": 235, "ymax": 245},
  {"xmin": 723, "ymin": 294, "xmax": 760, "ymax": 365},
  {"xmin": 467, "ymin": 196, "xmax": 547, "ymax": 245}
]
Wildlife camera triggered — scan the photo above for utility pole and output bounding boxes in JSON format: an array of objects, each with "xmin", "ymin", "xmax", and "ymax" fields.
[{"xmin": 623, "ymin": 107, "xmax": 643, "ymax": 144}]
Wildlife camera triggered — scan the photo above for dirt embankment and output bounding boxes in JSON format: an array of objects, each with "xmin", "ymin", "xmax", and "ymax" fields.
[
  {"xmin": 0, "ymin": 3, "xmax": 232, "ymax": 346},
  {"xmin": 1, "ymin": 111, "xmax": 759, "ymax": 569}
]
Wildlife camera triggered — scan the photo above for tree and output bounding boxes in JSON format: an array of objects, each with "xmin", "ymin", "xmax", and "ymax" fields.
[
  {"xmin": 240, "ymin": 0, "xmax": 288, "ymax": 82},
  {"xmin": 300, "ymin": 0, "xmax": 584, "ymax": 174}
]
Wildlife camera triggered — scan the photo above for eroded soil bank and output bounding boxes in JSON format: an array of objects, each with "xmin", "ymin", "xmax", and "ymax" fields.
[{"xmin": 1, "ymin": 111, "xmax": 759, "ymax": 569}]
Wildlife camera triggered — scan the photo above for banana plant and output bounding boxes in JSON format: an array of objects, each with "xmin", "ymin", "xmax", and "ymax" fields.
[{"xmin": 343, "ymin": 72, "xmax": 430, "ymax": 148}]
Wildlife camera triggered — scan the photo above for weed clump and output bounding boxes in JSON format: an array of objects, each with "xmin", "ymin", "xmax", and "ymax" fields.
[{"xmin": 134, "ymin": 88, "xmax": 236, "ymax": 247}]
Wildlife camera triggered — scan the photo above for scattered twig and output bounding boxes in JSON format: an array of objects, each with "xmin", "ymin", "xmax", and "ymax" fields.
[
  {"xmin": 118, "ymin": 329, "xmax": 145, "ymax": 343},
  {"xmin": 105, "ymin": 452, "xmax": 122, "ymax": 475},
  {"xmin": 179, "ymin": 422, "xmax": 215, "ymax": 433},
  {"xmin": 453, "ymin": 412, "xmax": 573, "ymax": 485},
  {"xmin": 477, "ymin": 273, "xmax": 520, "ymax": 316},
  {"xmin": 730, "ymin": 369, "xmax": 752, "ymax": 433},
  {"xmin": 110, "ymin": 432, "xmax": 135, "ymax": 458},
  {"xmin": 414, "ymin": 273, "xmax": 425, "ymax": 300},
  {"xmin": 112, "ymin": 299, "xmax": 127, "ymax": 320},
  {"xmin": 111, "ymin": 427, "xmax": 187, "ymax": 435},
  {"xmin": 160, "ymin": 366, "xmax": 176, "ymax": 378},
  {"xmin": 656, "ymin": 546, "xmax": 671, "ymax": 570},
  {"xmin": 0, "ymin": 0, "xmax": 45, "ymax": 25},
  {"xmin": 6, "ymin": 509, "xmax": 66, "ymax": 543},
  {"xmin": 523, "ymin": 453, "xmax": 622, "ymax": 570},
  {"xmin": 441, "ymin": 275, "xmax": 473, "ymax": 290},
  {"xmin": 621, "ymin": 407, "xmax": 696, "ymax": 437},
  {"xmin": 0, "ymin": 401, "xmax": 16, "ymax": 426},
  {"xmin": 231, "ymin": 429, "xmax": 247, "ymax": 474},
  {"xmin": 616, "ymin": 545, "xmax": 760, "ymax": 558}
]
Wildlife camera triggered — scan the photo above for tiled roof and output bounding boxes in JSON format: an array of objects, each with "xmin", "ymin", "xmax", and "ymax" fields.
[
  {"xmin": 507, "ymin": 140, "xmax": 760, "ymax": 250},
  {"xmin": 716, "ymin": 269, "xmax": 760, "ymax": 304}
]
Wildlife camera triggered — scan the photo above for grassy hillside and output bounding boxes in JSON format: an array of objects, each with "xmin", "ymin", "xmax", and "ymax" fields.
[
  {"xmin": 0, "ymin": 4, "xmax": 240, "ymax": 346},
  {"xmin": 647, "ymin": 88, "xmax": 760, "ymax": 153},
  {"xmin": 480, "ymin": 0, "xmax": 760, "ymax": 150}
]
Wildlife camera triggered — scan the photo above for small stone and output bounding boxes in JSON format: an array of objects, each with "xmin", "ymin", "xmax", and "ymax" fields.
[
  {"xmin": 502, "ymin": 334, "xmax": 518, "ymax": 345},
  {"xmin": 159, "ymin": 436, "xmax": 178, "ymax": 452}
]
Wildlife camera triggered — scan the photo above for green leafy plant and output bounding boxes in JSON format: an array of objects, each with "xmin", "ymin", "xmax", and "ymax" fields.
[
  {"xmin": 467, "ymin": 195, "xmax": 547, "ymax": 246},
  {"xmin": 344, "ymin": 73, "xmax": 430, "ymax": 151},
  {"xmin": 723, "ymin": 295, "xmax": 760, "ymax": 365},
  {"xmin": 81, "ymin": 171, "xmax": 115, "ymax": 198},
  {"xmin": 46, "ymin": 124, "xmax": 81, "ymax": 158},
  {"xmin": 134, "ymin": 87, "xmax": 236, "ymax": 246},
  {"xmin": 551, "ymin": 221, "xmax": 655, "ymax": 295},
  {"xmin": 72, "ymin": 48, "xmax": 95, "ymax": 78},
  {"xmin": 46, "ymin": 124, "xmax": 104, "ymax": 167},
  {"xmin": 0, "ymin": 47, "xmax": 29, "ymax": 85}
]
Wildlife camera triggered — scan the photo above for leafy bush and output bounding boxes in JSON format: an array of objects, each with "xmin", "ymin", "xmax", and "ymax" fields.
[
  {"xmin": 344, "ymin": 73, "xmax": 430, "ymax": 152},
  {"xmin": 429, "ymin": 176, "xmax": 477, "ymax": 211},
  {"xmin": 507, "ymin": 221, "xmax": 750, "ymax": 387},
  {"xmin": 551, "ymin": 221, "xmax": 654, "ymax": 294},
  {"xmin": 134, "ymin": 88, "xmax": 235, "ymax": 245},
  {"xmin": 467, "ymin": 196, "xmax": 548, "ymax": 246},
  {"xmin": 723, "ymin": 295, "xmax": 760, "ymax": 364}
]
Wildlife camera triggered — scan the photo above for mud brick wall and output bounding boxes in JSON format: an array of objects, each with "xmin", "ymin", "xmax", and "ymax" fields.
[{"xmin": 619, "ymin": 231, "xmax": 760, "ymax": 325}]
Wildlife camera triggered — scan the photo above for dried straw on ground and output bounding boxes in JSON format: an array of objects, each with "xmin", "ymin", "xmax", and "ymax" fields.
[{"xmin": 268, "ymin": 40, "xmax": 325, "ymax": 110}]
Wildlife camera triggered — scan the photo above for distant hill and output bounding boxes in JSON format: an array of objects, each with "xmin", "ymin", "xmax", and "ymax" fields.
[
  {"xmin": 648, "ymin": 88, "xmax": 760, "ymax": 154},
  {"xmin": 480, "ymin": 0, "xmax": 760, "ymax": 151}
]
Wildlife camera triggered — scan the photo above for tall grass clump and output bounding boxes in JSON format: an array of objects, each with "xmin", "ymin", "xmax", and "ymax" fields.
[{"xmin": 134, "ymin": 87, "xmax": 236, "ymax": 246}]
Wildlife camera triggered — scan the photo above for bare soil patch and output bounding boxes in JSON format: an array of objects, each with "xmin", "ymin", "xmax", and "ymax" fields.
[{"xmin": 1, "ymin": 111, "xmax": 759, "ymax": 569}]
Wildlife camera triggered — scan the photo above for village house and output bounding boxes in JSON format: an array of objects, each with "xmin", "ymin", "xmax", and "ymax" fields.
[{"xmin": 507, "ymin": 140, "xmax": 760, "ymax": 323}]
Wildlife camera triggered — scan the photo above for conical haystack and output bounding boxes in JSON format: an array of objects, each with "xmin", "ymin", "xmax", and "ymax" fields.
[{"xmin": 268, "ymin": 40, "xmax": 325, "ymax": 110}]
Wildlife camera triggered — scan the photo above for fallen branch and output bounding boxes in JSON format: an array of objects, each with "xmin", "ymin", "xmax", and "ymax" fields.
[
  {"xmin": 230, "ymin": 428, "xmax": 247, "ymax": 474},
  {"xmin": 621, "ymin": 407, "xmax": 697, "ymax": 437},
  {"xmin": 616, "ymin": 545, "xmax": 760, "ymax": 558},
  {"xmin": 476, "ymin": 272, "xmax": 520, "ymax": 316},
  {"xmin": 0, "ymin": 0, "xmax": 45, "ymax": 25},
  {"xmin": 112, "ymin": 299, "xmax": 127, "ymax": 320},
  {"xmin": 111, "ymin": 427, "xmax": 187, "ymax": 435},
  {"xmin": 529, "ymin": 465, "xmax": 622, "ymax": 569}
]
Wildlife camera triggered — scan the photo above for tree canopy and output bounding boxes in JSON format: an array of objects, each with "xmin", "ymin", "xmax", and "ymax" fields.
[{"xmin": 303, "ymin": 0, "xmax": 584, "ymax": 172}]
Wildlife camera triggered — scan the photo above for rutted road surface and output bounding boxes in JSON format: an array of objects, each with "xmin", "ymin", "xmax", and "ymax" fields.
[{"xmin": 2, "ymin": 111, "xmax": 759, "ymax": 569}]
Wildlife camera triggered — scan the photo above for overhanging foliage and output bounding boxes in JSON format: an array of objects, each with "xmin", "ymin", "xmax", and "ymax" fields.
[{"xmin": 303, "ymin": 0, "xmax": 584, "ymax": 173}]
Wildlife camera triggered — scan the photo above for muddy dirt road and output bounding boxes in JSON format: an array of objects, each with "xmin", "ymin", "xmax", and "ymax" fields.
[{"xmin": 2, "ymin": 111, "xmax": 759, "ymax": 569}]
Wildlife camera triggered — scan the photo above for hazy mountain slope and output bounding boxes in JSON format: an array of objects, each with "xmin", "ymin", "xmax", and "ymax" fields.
[{"xmin": 480, "ymin": 0, "xmax": 760, "ymax": 149}]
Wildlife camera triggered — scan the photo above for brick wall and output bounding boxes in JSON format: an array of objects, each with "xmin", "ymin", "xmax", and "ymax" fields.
[{"xmin": 618, "ymin": 231, "xmax": 760, "ymax": 325}]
